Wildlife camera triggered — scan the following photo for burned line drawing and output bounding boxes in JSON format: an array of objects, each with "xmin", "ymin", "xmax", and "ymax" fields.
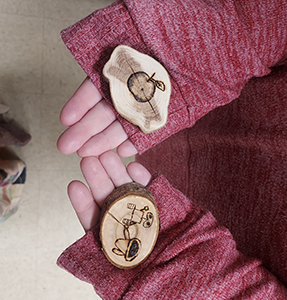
[
  {"xmin": 127, "ymin": 71, "xmax": 166, "ymax": 115},
  {"xmin": 108, "ymin": 203, "xmax": 154, "ymax": 262},
  {"xmin": 103, "ymin": 45, "xmax": 171, "ymax": 133}
]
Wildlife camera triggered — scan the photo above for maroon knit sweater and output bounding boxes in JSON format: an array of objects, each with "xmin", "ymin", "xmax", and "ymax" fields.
[{"xmin": 57, "ymin": 0, "xmax": 287, "ymax": 298}]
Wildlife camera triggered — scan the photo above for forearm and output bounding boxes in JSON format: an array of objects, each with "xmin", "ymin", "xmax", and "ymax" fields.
[
  {"xmin": 61, "ymin": 0, "xmax": 286, "ymax": 154},
  {"xmin": 57, "ymin": 175, "xmax": 287, "ymax": 299}
]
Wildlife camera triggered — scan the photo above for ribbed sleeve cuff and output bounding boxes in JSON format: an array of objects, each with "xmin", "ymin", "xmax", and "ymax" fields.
[
  {"xmin": 60, "ymin": 0, "xmax": 190, "ymax": 155},
  {"xmin": 57, "ymin": 175, "xmax": 199, "ymax": 299}
]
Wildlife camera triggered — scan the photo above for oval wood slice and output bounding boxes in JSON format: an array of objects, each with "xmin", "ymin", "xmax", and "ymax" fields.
[
  {"xmin": 100, "ymin": 182, "xmax": 160, "ymax": 269},
  {"xmin": 103, "ymin": 45, "xmax": 171, "ymax": 133}
]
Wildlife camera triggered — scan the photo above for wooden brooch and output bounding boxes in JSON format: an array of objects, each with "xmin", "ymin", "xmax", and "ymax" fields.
[
  {"xmin": 100, "ymin": 182, "xmax": 160, "ymax": 269},
  {"xmin": 103, "ymin": 45, "xmax": 171, "ymax": 133}
]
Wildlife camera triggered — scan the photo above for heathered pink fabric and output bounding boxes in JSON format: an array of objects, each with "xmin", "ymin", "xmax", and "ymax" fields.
[
  {"xmin": 57, "ymin": 176, "xmax": 287, "ymax": 299},
  {"xmin": 57, "ymin": 0, "xmax": 287, "ymax": 298},
  {"xmin": 60, "ymin": 0, "xmax": 274, "ymax": 155}
]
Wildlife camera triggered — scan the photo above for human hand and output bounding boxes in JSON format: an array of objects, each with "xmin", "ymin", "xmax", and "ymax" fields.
[
  {"xmin": 57, "ymin": 77, "xmax": 138, "ymax": 158},
  {"xmin": 68, "ymin": 150, "xmax": 151, "ymax": 231}
]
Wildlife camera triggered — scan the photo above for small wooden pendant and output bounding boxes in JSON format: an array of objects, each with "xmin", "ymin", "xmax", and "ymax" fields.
[
  {"xmin": 100, "ymin": 182, "xmax": 160, "ymax": 269},
  {"xmin": 103, "ymin": 45, "xmax": 171, "ymax": 133}
]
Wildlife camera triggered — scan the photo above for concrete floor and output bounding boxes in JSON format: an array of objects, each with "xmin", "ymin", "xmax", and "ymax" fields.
[{"xmin": 0, "ymin": 1, "xmax": 124, "ymax": 299}]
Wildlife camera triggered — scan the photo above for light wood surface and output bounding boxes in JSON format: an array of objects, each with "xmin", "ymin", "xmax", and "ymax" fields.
[
  {"xmin": 103, "ymin": 45, "xmax": 171, "ymax": 133},
  {"xmin": 100, "ymin": 182, "xmax": 160, "ymax": 269}
]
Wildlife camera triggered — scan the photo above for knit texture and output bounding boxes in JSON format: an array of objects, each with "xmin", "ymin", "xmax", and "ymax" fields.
[
  {"xmin": 58, "ymin": 0, "xmax": 287, "ymax": 298},
  {"xmin": 60, "ymin": 0, "xmax": 274, "ymax": 154},
  {"xmin": 138, "ymin": 64, "xmax": 287, "ymax": 287},
  {"xmin": 57, "ymin": 175, "xmax": 287, "ymax": 299}
]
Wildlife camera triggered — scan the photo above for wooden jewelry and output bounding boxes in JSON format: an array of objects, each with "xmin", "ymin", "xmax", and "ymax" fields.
[
  {"xmin": 103, "ymin": 45, "xmax": 171, "ymax": 133},
  {"xmin": 100, "ymin": 182, "xmax": 160, "ymax": 269}
]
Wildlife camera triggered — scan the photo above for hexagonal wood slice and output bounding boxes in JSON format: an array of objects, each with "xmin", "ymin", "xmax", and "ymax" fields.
[
  {"xmin": 100, "ymin": 182, "xmax": 160, "ymax": 269},
  {"xmin": 103, "ymin": 45, "xmax": 171, "ymax": 133}
]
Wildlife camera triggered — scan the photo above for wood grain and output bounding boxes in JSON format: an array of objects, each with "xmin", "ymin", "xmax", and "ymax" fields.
[
  {"xmin": 103, "ymin": 45, "xmax": 171, "ymax": 133},
  {"xmin": 100, "ymin": 182, "xmax": 160, "ymax": 269}
]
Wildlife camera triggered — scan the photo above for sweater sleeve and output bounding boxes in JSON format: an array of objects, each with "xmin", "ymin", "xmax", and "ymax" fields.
[
  {"xmin": 57, "ymin": 175, "xmax": 287, "ymax": 299},
  {"xmin": 60, "ymin": 0, "xmax": 286, "ymax": 154}
]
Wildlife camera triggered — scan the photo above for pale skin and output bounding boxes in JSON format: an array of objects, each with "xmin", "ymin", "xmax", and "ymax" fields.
[{"xmin": 57, "ymin": 77, "xmax": 152, "ymax": 232}]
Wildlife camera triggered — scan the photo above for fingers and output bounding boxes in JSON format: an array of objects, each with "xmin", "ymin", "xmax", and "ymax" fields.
[
  {"xmin": 99, "ymin": 151, "xmax": 133, "ymax": 187},
  {"xmin": 117, "ymin": 140, "xmax": 138, "ymax": 157},
  {"xmin": 60, "ymin": 77, "xmax": 102, "ymax": 127},
  {"xmin": 68, "ymin": 180, "xmax": 100, "ymax": 232},
  {"xmin": 80, "ymin": 155, "xmax": 116, "ymax": 209},
  {"xmin": 70, "ymin": 151, "xmax": 152, "ymax": 231},
  {"xmin": 127, "ymin": 162, "xmax": 152, "ymax": 186},
  {"xmin": 57, "ymin": 77, "xmax": 139, "ymax": 157},
  {"xmin": 57, "ymin": 100, "xmax": 116, "ymax": 155},
  {"xmin": 80, "ymin": 151, "xmax": 133, "ymax": 207},
  {"xmin": 77, "ymin": 121, "xmax": 129, "ymax": 157},
  {"xmin": 60, "ymin": 79, "xmax": 149, "ymax": 232}
]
